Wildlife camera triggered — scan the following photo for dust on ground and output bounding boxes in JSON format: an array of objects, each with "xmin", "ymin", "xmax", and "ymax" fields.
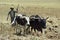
[{"xmin": 0, "ymin": 4, "xmax": 60, "ymax": 40}]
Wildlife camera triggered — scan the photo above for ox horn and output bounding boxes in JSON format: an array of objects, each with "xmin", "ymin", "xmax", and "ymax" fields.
[{"xmin": 46, "ymin": 16, "xmax": 49, "ymax": 20}]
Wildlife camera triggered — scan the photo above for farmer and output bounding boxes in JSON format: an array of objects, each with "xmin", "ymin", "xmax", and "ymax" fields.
[{"xmin": 7, "ymin": 5, "xmax": 19, "ymax": 23}]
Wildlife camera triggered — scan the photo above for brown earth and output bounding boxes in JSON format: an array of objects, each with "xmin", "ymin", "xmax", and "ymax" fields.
[{"xmin": 0, "ymin": 4, "xmax": 60, "ymax": 40}]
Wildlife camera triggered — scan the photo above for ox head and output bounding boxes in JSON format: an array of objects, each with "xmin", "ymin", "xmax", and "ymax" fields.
[
  {"xmin": 41, "ymin": 17, "xmax": 49, "ymax": 29},
  {"xmin": 40, "ymin": 19, "xmax": 46, "ymax": 29}
]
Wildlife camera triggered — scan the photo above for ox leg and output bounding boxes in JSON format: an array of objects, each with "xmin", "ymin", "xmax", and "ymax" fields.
[
  {"xmin": 24, "ymin": 26, "xmax": 26, "ymax": 35},
  {"xmin": 16, "ymin": 24, "xmax": 21, "ymax": 35},
  {"xmin": 40, "ymin": 28, "xmax": 43, "ymax": 33},
  {"xmin": 26, "ymin": 26, "xmax": 31, "ymax": 34},
  {"xmin": 42, "ymin": 29, "xmax": 47, "ymax": 35},
  {"xmin": 31, "ymin": 27, "xmax": 35, "ymax": 35},
  {"xmin": 31, "ymin": 27, "xmax": 33, "ymax": 32},
  {"xmin": 22, "ymin": 25, "xmax": 27, "ymax": 36},
  {"xmin": 37, "ymin": 27, "xmax": 43, "ymax": 33},
  {"xmin": 26, "ymin": 26, "xmax": 30, "ymax": 31},
  {"xmin": 34, "ymin": 29, "xmax": 36, "ymax": 32},
  {"xmin": 42, "ymin": 29, "xmax": 47, "ymax": 40}
]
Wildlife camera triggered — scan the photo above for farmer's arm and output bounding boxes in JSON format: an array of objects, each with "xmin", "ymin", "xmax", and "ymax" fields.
[
  {"xmin": 7, "ymin": 12, "xmax": 10, "ymax": 20},
  {"xmin": 15, "ymin": 4, "xmax": 19, "ymax": 13},
  {"xmin": 15, "ymin": 8, "xmax": 18, "ymax": 13}
]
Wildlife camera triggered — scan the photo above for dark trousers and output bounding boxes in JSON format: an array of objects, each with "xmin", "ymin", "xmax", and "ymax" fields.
[
  {"xmin": 11, "ymin": 17, "xmax": 16, "ymax": 26},
  {"xmin": 11, "ymin": 17, "xmax": 14, "ymax": 23}
]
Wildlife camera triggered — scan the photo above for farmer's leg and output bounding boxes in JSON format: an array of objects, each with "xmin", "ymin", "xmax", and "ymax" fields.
[
  {"xmin": 11, "ymin": 16, "xmax": 15, "ymax": 23},
  {"xmin": 11, "ymin": 17, "xmax": 15, "ymax": 26}
]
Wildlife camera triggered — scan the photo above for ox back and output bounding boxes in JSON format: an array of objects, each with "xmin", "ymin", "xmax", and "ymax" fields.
[
  {"xmin": 29, "ymin": 19, "xmax": 41, "ymax": 31},
  {"xmin": 15, "ymin": 16, "xmax": 27, "ymax": 26},
  {"xmin": 27, "ymin": 16, "xmax": 46, "ymax": 33}
]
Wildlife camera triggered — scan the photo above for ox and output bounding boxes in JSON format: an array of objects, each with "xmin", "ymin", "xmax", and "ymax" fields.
[
  {"xmin": 11, "ymin": 14, "xmax": 30, "ymax": 35},
  {"xmin": 26, "ymin": 15, "xmax": 49, "ymax": 34}
]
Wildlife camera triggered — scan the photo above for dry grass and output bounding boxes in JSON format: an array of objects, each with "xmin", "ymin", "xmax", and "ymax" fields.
[
  {"xmin": 0, "ymin": 4, "xmax": 60, "ymax": 40},
  {"xmin": 0, "ymin": 4, "xmax": 60, "ymax": 23}
]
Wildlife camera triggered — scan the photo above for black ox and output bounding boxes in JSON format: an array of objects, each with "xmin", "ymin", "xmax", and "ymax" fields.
[{"xmin": 26, "ymin": 15, "xmax": 48, "ymax": 33}]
